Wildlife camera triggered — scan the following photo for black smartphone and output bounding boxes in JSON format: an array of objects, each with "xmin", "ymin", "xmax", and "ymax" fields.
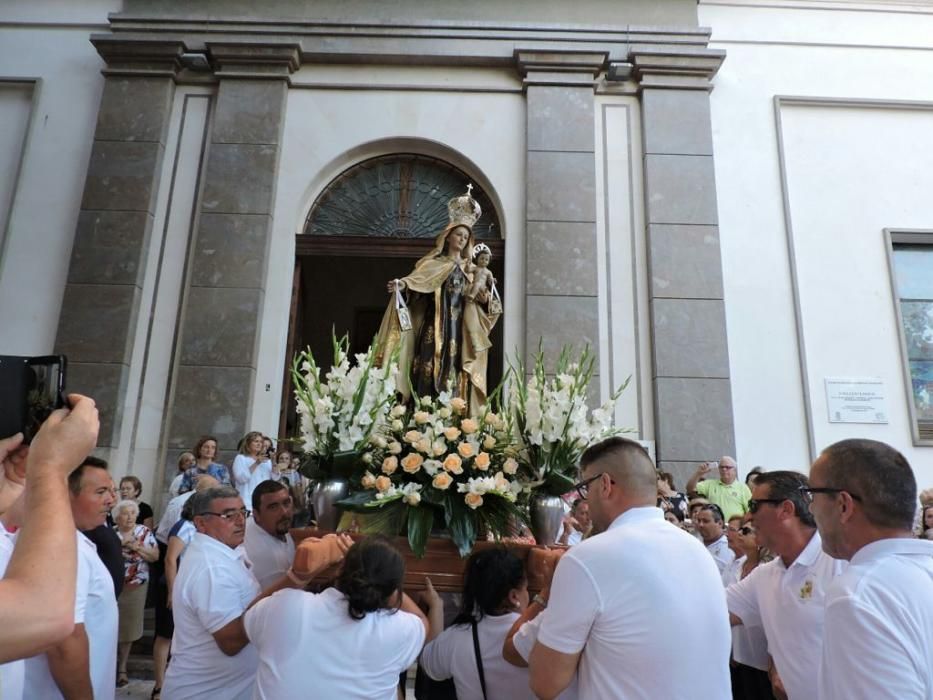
[{"xmin": 0, "ymin": 355, "xmax": 67, "ymax": 443}]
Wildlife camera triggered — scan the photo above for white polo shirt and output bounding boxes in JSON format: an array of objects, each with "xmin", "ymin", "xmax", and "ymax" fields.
[
  {"xmin": 511, "ymin": 614, "xmax": 578, "ymax": 700},
  {"xmin": 0, "ymin": 522, "xmax": 24, "ymax": 700},
  {"xmin": 244, "ymin": 586, "xmax": 425, "ymax": 700},
  {"xmin": 706, "ymin": 534, "xmax": 735, "ymax": 575},
  {"xmin": 243, "ymin": 517, "xmax": 295, "ymax": 589},
  {"xmin": 726, "ymin": 531, "xmax": 845, "ymax": 700},
  {"xmin": 162, "ymin": 532, "xmax": 261, "ymax": 700},
  {"xmin": 24, "ymin": 531, "xmax": 118, "ymax": 700},
  {"xmin": 722, "ymin": 554, "xmax": 769, "ymax": 671},
  {"xmin": 156, "ymin": 490, "xmax": 194, "ymax": 544},
  {"xmin": 818, "ymin": 538, "xmax": 933, "ymax": 700},
  {"xmin": 421, "ymin": 612, "xmax": 534, "ymax": 700},
  {"xmin": 537, "ymin": 507, "xmax": 731, "ymax": 699}
]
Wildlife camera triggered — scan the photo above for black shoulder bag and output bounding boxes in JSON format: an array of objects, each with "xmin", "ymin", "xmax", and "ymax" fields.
[{"xmin": 471, "ymin": 619, "xmax": 488, "ymax": 700}]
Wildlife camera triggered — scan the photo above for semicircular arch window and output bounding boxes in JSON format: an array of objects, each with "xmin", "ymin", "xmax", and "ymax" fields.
[{"xmin": 304, "ymin": 154, "xmax": 501, "ymax": 240}]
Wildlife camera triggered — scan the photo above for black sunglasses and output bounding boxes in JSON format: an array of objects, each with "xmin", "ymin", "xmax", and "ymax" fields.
[
  {"xmin": 748, "ymin": 498, "xmax": 785, "ymax": 514},
  {"xmin": 798, "ymin": 485, "xmax": 862, "ymax": 504},
  {"xmin": 572, "ymin": 473, "xmax": 615, "ymax": 500},
  {"xmin": 729, "ymin": 525, "xmax": 755, "ymax": 535}
]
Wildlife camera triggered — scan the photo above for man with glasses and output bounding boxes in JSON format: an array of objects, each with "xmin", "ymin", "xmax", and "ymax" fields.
[
  {"xmin": 725, "ymin": 471, "xmax": 845, "ymax": 700},
  {"xmin": 163, "ymin": 486, "xmax": 314, "ymax": 699},
  {"xmin": 244, "ymin": 480, "xmax": 297, "ymax": 588},
  {"xmin": 686, "ymin": 456, "xmax": 752, "ymax": 521},
  {"xmin": 529, "ymin": 437, "xmax": 731, "ymax": 700},
  {"xmin": 806, "ymin": 439, "xmax": 933, "ymax": 700}
]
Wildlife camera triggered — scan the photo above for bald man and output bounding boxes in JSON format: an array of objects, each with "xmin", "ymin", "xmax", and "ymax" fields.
[{"xmin": 529, "ymin": 437, "xmax": 731, "ymax": 700}]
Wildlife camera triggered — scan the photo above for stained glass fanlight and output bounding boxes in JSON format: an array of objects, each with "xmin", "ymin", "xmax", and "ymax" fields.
[{"xmin": 304, "ymin": 154, "xmax": 500, "ymax": 240}]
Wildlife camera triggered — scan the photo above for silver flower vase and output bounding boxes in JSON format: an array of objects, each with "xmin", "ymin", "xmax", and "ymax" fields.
[
  {"xmin": 529, "ymin": 493, "xmax": 565, "ymax": 546},
  {"xmin": 311, "ymin": 477, "xmax": 349, "ymax": 531}
]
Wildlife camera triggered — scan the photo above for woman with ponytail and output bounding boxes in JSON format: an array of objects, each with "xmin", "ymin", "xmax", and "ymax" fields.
[
  {"xmin": 243, "ymin": 535, "xmax": 428, "ymax": 699},
  {"xmin": 420, "ymin": 547, "xmax": 535, "ymax": 700}
]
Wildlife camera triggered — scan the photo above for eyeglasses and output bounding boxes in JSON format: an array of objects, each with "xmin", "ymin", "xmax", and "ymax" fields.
[
  {"xmin": 201, "ymin": 508, "xmax": 250, "ymax": 522},
  {"xmin": 728, "ymin": 525, "xmax": 755, "ymax": 535},
  {"xmin": 572, "ymin": 473, "xmax": 615, "ymax": 500},
  {"xmin": 798, "ymin": 486, "xmax": 862, "ymax": 504},
  {"xmin": 748, "ymin": 498, "xmax": 785, "ymax": 514}
]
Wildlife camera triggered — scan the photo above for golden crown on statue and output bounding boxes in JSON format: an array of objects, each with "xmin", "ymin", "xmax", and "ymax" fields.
[{"xmin": 447, "ymin": 183, "xmax": 482, "ymax": 228}]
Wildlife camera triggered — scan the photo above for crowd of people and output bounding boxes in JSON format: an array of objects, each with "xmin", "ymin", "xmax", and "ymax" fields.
[{"xmin": 0, "ymin": 398, "xmax": 931, "ymax": 699}]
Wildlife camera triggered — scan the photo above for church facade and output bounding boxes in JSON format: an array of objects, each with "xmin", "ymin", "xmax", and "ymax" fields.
[{"xmin": 1, "ymin": 0, "xmax": 931, "ymax": 504}]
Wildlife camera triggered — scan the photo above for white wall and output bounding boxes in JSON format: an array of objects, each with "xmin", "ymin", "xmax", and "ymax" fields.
[
  {"xmin": 0, "ymin": 1, "xmax": 119, "ymax": 354},
  {"xmin": 700, "ymin": 0, "xmax": 933, "ymax": 485},
  {"xmin": 251, "ymin": 65, "xmax": 526, "ymax": 436}
]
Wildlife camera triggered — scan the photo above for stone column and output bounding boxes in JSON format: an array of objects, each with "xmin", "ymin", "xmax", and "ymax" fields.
[
  {"xmin": 632, "ymin": 47, "xmax": 735, "ymax": 484},
  {"xmin": 517, "ymin": 51, "xmax": 606, "ymax": 379},
  {"xmin": 163, "ymin": 44, "xmax": 299, "ymax": 465},
  {"xmin": 54, "ymin": 38, "xmax": 182, "ymax": 448}
]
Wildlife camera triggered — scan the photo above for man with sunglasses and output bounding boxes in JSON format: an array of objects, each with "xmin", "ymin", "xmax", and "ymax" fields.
[
  {"xmin": 807, "ymin": 439, "xmax": 933, "ymax": 700},
  {"xmin": 725, "ymin": 471, "xmax": 845, "ymax": 700},
  {"xmin": 529, "ymin": 437, "xmax": 730, "ymax": 700},
  {"xmin": 163, "ymin": 486, "xmax": 336, "ymax": 699}
]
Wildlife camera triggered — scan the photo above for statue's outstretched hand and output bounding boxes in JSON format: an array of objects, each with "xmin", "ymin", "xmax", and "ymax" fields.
[{"xmin": 387, "ymin": 279, "xmax": 406, "ymax": 294}]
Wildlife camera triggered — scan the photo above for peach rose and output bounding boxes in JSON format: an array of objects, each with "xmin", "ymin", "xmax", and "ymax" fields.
[
  {"xmin": 413, "ymin": 411, "xmax": 431, "ymax": 425},
  {"xmin": 432, "ymin": 440, "xmax": 447, "ymax": 457},
  {"xmin": 432, "ymin": 472, "xmax": 454, "ymax": 490},
  {"xmin": 375, "ymin": 475, "xmax": 392, "ymax": 492},
  {"xmin": 503, "ymin": 458, "xmax": 519, "ymax": 475},
  {"xmin": 391, "ymin": 405, "xmax": 406, "ymax": 418},
  {"xmin": 381, "ymin": 456, "xmax": 398, "ymax": 475},
  {"xmin": 361, "ymin": 471, "xmax": 377, "ymax": 489},
  {"xmin": 415, "ymin": 438, "xmax": 432, "ymax": 455},
  {"xmin": 474, "ymin": 452, "xmax": 491, "ymax": 471},
  {"xmin": 388, "ymin": 441, "xmax": 402, "ymax": 455},
  {"xmin": 450, "ymin": 397, "xmax": 467, "ymax": 414},
  {"xmin": 482, "ymin": 435, "xmax": 496, "ymax": 450},
  {"xmin": 483, "ymin": 412, "xmax": 499, "ymax": 425},
  {"xmin": 401, "ymin": 453, "xmax": 424, "ymax": 474},
  {"xmin": 457, "ymin": 442, "xmax": 475, "ymax": 459},
  {"xmin": 464, "ymin": 492, "xmax": 484, "ymax": 509},
  {"xmin": 404, "ymin": 430, "xmax": 421, "ymax": 444},
  {"xmin": 460, "ymin": 418, "xmax": 479, "ymax": 435},
  {"xmin": 443, "ymin": 427, "xmax": 461, "ymax": 441},
  {"xmin": 443, "ymin": 454, "xmax": 463, "ymax": 474},
  {"xmin": 404, "ymin": 491, "xmax": 422, "ymax": 506}
]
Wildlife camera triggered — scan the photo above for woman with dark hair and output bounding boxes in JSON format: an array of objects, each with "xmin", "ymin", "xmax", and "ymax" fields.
[
  {"xmin": 421, "ymin": 547, "xmax": 535, "ymax": 700},
  {"xmin": 244, "ymin": 535, "xmax": 428, "ymax": 699},
  {"xmin": 119, "ymin": 475, "xmax": 154, "ymax": 529},
  {"xmin": 657, "ymin": 471, "xmax": 689, "ymax": 520},
  {"xmin": 178, "ymin": 435, "xmax": 230, "ymax": 493}
]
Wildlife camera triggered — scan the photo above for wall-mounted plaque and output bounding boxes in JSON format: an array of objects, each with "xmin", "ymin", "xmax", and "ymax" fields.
[{"xmin": 824, "ymin": 377, "xmax": 888, "ymax": 424}]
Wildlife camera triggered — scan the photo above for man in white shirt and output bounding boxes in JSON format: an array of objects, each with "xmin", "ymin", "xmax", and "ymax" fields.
[
  {"xmin": 529, "ymin": 437, "xmax": 731, "ymax": 700},
  {"xmin": 695, "ymin": 503, "xmax": 735, "ymax": 575},
  {"xmin": 244, "ymin": 479, "xmax": 296, "ymax": 588},
  {"xmin": 726, "ymin": 470, "xmax": 846, "ymax": 700},
  {"xmin": 162, "ymin": 486, "xmax": 314, "ymax": 700},
  {"xmin": 24, "ymin": 456, "xmax": 119, "ymax": 700},
  {"xmin": 155, "ymin": 474, "xmax": 218, "ymax": 545},
  {"xmin": 806, "ymin": 439, "xmax": 933, "ymax": 700}
]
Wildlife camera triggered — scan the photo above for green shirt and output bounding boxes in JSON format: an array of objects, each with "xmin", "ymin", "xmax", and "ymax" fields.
[{"xmin": 695, "ymin": 479, "xmax": 752, "ymax": 521}]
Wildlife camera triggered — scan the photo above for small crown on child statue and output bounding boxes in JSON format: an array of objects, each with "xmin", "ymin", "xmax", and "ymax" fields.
[
  {"xmin": 447, "ymin": 183, "xmax": 482, "ymax": 228},
  {"xmin": 472, "ymin": 243, "xmax": 492, "ymax": 259}
]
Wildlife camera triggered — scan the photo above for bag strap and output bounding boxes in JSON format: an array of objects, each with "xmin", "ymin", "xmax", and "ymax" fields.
[{"xmin": 471, "ymin": 619, "xmax": 488, "ymax": 700}]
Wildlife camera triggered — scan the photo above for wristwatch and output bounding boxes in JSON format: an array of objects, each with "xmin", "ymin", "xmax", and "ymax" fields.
[{"xmin": 532, "ymin": 594, "xmax": 548, "ymax": 608}]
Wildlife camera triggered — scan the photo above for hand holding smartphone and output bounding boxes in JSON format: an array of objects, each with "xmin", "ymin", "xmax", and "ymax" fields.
[{"xmin": 0, "ymin": 355, "xmax": 67, "ymax": 443}]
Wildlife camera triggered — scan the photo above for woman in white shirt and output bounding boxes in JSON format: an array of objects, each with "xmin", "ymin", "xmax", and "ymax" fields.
[
  {"xmin": 244, "ymin": 535, "xmax": 428, "ymax": 700},
  {"xmin": 232, "ymin": 431, "xmax": 272, "ymax": 508},
  {"xmin": 421, "ymin": 548, "xmax": 535, "ymax": 700}
]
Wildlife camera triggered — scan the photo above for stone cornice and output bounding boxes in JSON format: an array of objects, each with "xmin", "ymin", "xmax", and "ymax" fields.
[
  {"xmin": 207, "ymin": 42, "xmax": 301, "ymax": 80},
  {"xmin": 515, "ymin": 50, "xmax": 608, "ymax": 88},
  {"xmin": 630, "ymin": 46, "xmax": 726, "ymax": 91},
  {"xmin": 90, "ymin": 36, "xmax": 187, "ymax": 77}
]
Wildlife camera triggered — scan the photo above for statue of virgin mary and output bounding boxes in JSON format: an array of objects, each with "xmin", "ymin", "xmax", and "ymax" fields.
[{"xmin": 374, "ymin": 186, "xmax": 499, "ymax": 412}]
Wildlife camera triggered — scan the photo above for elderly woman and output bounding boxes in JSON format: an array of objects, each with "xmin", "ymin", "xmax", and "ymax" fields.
[
  {"xmin": 119, "ymin": 475, "xmax": 154, "ymax": 529},
  {"xmin": 112, "ymin": 499, "xmax": 158, "ymax": 687}
]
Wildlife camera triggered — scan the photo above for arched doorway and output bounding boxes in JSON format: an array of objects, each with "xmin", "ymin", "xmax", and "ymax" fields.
[{"xmin": 279, "ymin": 154, "xmax": 506, "ymax": 437}]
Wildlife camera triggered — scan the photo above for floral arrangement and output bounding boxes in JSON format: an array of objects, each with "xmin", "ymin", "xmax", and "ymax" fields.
[
  {"xmin": 337, "ymin": 390, "xmax": 529, "ymax": 557},
  {"xmin": 291, "ymin": 334, "xmax": 398, "ymax": 479},
  {"xmin": 511, "ymin": 344, "xmax": 630, "ymax": 496}
]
